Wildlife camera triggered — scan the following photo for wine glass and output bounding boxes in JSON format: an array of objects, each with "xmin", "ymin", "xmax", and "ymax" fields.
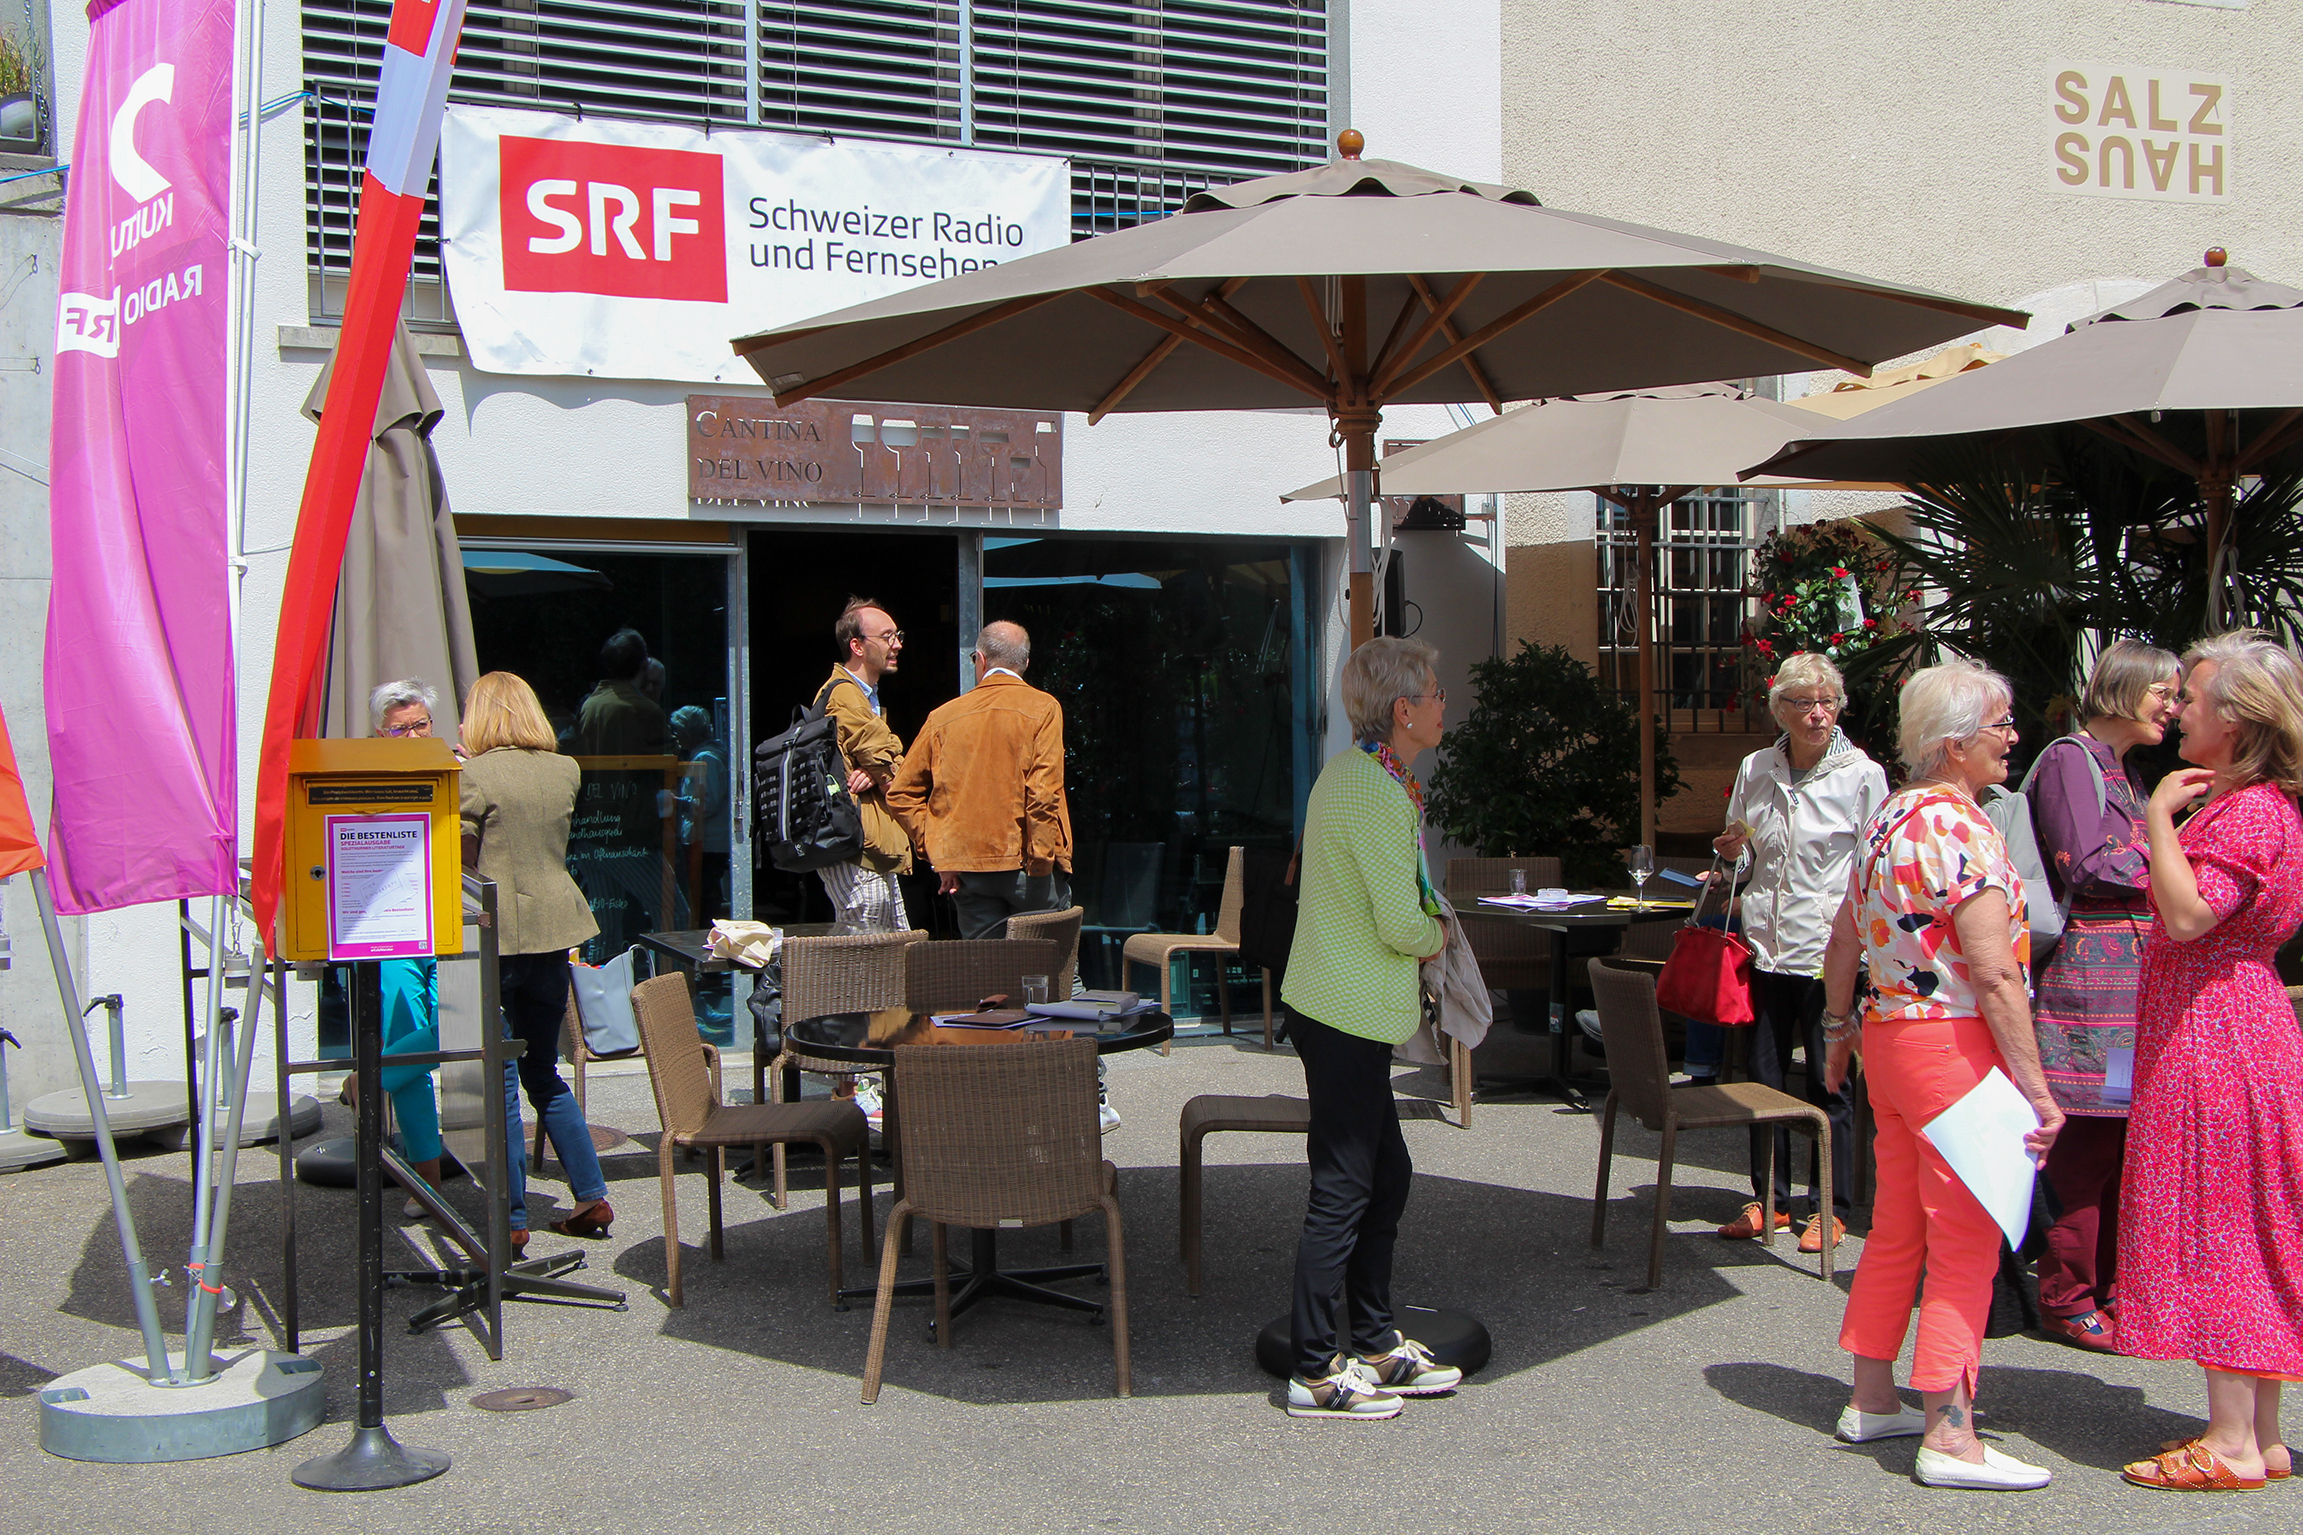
[{"xmin": 1630, "ymin": 845, "xmax": 1654, "ymax": 911}]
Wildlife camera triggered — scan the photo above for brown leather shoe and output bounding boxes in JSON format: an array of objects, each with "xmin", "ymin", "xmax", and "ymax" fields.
[
  {"xmin": 549, "ymin": 1198, "xmax": 614, "ymax": 1239},
  {"xmin": 1717, "ymin": 1201, "xmax": 1792, "ymax": 1240},
  {"xmin": 1798, "ymin": 1214, "xmax": 1846, "ymax": 1253}
]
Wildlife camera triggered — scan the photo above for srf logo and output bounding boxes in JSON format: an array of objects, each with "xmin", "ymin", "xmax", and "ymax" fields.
[{"xmin": 499, "ymin": 135, "xmax": 727, "ymax": 302}]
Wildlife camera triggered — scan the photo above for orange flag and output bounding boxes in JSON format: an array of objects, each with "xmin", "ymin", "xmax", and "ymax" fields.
[{"xmin": 0, "ymin": 702, "xmax": 48, "ymax": 877}]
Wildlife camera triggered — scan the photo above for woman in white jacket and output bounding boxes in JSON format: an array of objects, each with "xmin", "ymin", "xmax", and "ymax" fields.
[{"xmin": 1713, "ymin": 652, "xmax": 1888, "ymax": 1253}]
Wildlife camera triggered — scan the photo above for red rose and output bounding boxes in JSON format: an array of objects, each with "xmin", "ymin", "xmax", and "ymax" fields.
[
  {"xmin": 1863, "ymin": 618, "xmax": 1878, "ymax": 630},
  {"xmin": 1830, "ymin": 633, "xmax": 1845, "ymax": 644},
  {"xmin": 1831, "ymin": 566, "xmax": 1849, "ymax": 578}
]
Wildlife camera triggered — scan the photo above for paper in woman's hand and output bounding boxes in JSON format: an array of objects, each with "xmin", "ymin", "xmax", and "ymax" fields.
[{"xmin": 1918, "ymin": 1067, "xmax": 2042, "ymax": 1250}]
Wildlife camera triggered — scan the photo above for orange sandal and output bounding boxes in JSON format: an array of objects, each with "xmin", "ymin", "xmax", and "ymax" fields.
[
  {"xmin": 2161, "ymin": 1436, "xmax": 2291, "ymax": 1481},
  {"xmin": 2123, "ymin": 1442, "xmax": 2266, "ymax": 1492}
]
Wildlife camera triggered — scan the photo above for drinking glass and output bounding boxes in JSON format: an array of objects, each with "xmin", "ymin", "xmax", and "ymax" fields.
[
  {"xmin": 1629, "ymin": 846, "xmax": 1654, "ymax": 911},
  {"xmin": 1022, "ymin": 975, "xmax": 1050, "ymax": 1007},
  {"xmin": 1509, "ymin": 868, "xmax": 1527, "ymax": 897}
]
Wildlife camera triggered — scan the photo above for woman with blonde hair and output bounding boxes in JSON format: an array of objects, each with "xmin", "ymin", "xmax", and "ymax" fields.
[
  {"xmin": 460, "ymin": 671, "xmax": 613, "ymax": 1246},
  {"xmin": 2116, "ymin": 630, "xmax": 2303, "ymax": 1492},
  {"xmin": 1709, "ymin": 651, "xmax": 1886, "ymax": 1253},
  {"xmin": 1819, "ymin": 657, "xmax": 2062, "ymax": 1490}
]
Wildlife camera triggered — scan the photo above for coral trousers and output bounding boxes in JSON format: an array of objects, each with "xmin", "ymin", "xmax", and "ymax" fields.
[{"xmin": 1839, "ymin": 1014, "xmax": 2009, "ymax": 1397}]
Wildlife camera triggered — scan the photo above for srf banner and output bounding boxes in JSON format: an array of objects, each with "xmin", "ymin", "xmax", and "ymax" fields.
[
  {"xmin": 439, "ymin": 106, "xmax": 1072, "ymax": 384},
  {"xmin": 45, "ymin": 0, "xmax": 237, "ymax": 913}
]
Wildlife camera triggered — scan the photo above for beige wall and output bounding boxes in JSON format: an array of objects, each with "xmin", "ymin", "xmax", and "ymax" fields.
[{"xmin": 1505, "ymin": 535, "xmax": 1599, "ymax": 664}]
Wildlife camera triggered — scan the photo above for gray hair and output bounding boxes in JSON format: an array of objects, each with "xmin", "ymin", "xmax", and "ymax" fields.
[
  {"xmin": 976, "ymin": 621, "xmax": 1031, "ymax": 671},
  {"xmin": 2181, "ymin": 629, "xmax": 2303, "ymax": 798},
  {"xmin": 1768, "ymin": 652, "xmax": 1847, "ymax": 725},
  {"xmin": 2079, "ymin": 637, "xmax": 2180, "ymax": 723},
  {"xmin": 668, "ymin": 705, "xmax": 713, "ymax": 747},
  {"xmin": 1341, "ymin": 636, "xmax": 1441, "ymax": 742},
  {"xmin": 369, "ymin": 678, "xmax": 437, "ymax": 731},
  {"xmin": 1896, "ymin": 657, "xmax": 2011, "ymax": 779}
]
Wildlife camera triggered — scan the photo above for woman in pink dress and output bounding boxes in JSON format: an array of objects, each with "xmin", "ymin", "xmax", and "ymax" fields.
[{"xmin": 2119, "ymin": 630, "xmax": 2303, "ymax": 1493}]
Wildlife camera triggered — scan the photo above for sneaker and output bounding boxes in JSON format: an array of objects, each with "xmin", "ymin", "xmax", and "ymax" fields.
[
  {"xmin": 1836, "ymin": 1401, "xmax": 1929, "ymax": 1443},
  {"xmin": 1287, "ymin": 1360, "xmax": 1403, "ymax": 1420},
  {"xmin": 1353, "ymin": 1333, "xmax": 1462, "ymax": 1396},
  {"xmin": 1098, "ymin": 1103, "xmax": 1121, "ymax": 1134}
]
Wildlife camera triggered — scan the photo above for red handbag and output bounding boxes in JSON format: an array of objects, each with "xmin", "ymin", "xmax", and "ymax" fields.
[{"xmin": 1654, "ymin": 862, "xmax": 1756, "ymax": 1027}]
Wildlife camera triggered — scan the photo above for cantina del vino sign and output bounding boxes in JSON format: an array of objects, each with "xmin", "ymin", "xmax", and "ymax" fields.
[{"xmin": 688, "ymin": 396, "xmax": 1062, "ymax": 510}]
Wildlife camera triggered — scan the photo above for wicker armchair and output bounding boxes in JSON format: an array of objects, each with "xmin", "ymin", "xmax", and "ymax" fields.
[
  {"xmin": 764, "ymin": 929, "xmax": 925, "ymax": 1208},
  {"xmin": 901, "ymin": 938, "xmax": 1060, "ymax": 1015},
  {"xmin": 631, "ymin": 974, "xmax": 874, "ymax": 1309},
  {"xmin": 861, "ymin": 1039, "xmax": 1128, "ymax": 1402},
  {"xmin": 1004, "ymin": 906, "xmax": 1085, "ymax": 998},
  {"xmin": 1121, "ymin": 845, "xmax": 1244, "ymax": 1052}
]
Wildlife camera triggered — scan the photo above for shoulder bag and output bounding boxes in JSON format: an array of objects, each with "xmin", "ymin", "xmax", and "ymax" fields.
[{"xmin": 1654, "ymin": 857, "xmax": 1756, "ymax": 1028}]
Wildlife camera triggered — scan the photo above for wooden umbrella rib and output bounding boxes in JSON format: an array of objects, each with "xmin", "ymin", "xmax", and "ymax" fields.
[
  {"xmin": 1364, "ymin": 287, "xmax": 1425, "ymax": 389},
  {"xmin": 1407, "ymin": 275, "xmax": 1501, "ymax": 412},
  {"xmin": 2085, "ymin": 414, "xmax": 2202, "ymax": 478},
  {"xmin": 1142, "ymin": 283, "xmax": 1331, "ymax": 397},
  {"xmin": 1600, "ymin": 271, "xmax": 1877, "ymax": 377},
  {"xmin": 1369, "ymin": 273, "xmax": 1485, "ymax": 396},
  {"xmin": 1091, "ymin": 277, "xmax": 1251, "ymax": 422},
  {"xmin": 763, "ymin": 292, "xmax": 1065, "ymax": 406},
  {"xmin": 1294, "ymin": 276, "xmax": 1351, "ymax": 384},
  {"xmin": 1381, "ymin": 269, "xmax": 1606, "ymax": 401},
  {"xmin": 2239, "ymin": 406, "xmax": 2303, "ymax": 472},
  {"xmin": 1088, "ymin": 288, "xmax": 1331, "ymax": 403}
]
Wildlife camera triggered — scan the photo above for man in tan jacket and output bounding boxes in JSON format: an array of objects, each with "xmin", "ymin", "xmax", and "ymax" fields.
[
  {"xmin": 888, "ymin": 620, "xmax": 1072, "ymax": 940},
  {"xmin": 814, "ymin": 598, "xmax": 913, "ymax": 929}
]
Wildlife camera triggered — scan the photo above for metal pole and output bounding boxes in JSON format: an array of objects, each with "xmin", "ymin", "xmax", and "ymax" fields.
[
  {"xmin": 0, "ymin": 1027, "xmax": 16, "ymax": 1131},
  {"xmin": 179, "ymin": 901, "xmax": 202, "ymax": 1183},
  {"xmin": 99, "ymin": 994, "xmax": 128, "ymax": 1098},
  {"xmin": 30, "ymin": 870, "xmax": 176, "ymax": 1383},
  {"xmin": 184, "ymin": 936, "xmax": 267, "ymax": 1379},
  {"xmin": 182, "ymin": 894, "xmax": 229, "ymax": 1353},
  {"xmin": 1635, "ymin": 495, "xmax": 1658, "ymax": 850}
]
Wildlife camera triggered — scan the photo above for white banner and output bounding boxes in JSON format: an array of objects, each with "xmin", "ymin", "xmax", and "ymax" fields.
[{"xmin": 439, "ymin": 107, "xmax": 1072, "ymax": 383}]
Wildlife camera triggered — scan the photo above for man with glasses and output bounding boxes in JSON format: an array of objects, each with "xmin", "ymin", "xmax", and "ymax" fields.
[{"xmin": 814, "ymin": 597, "xmax": 914, "ymax": 929}]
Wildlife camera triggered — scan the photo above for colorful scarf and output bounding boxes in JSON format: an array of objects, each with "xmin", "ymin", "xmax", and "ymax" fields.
[{"xmin": 1362, "ymin": 738, "xmax": 1425, "ymax": 815}]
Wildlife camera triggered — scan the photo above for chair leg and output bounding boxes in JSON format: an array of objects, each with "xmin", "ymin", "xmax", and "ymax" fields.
[
  {"xmin": 1103, "ymin": 1195, "xmax": 1132, "ymax": 1398},
  {"xmin": 660, "ymin": 1141, "xmax": 684, "ymax": 1309},
  {"xmin": 1450, "ymin": 1034, "xmax": 1473, "ymax": 1128},
  {"xmin": 1646, "ymin": 1118, "xmax": 1678, "ymax": 1291},
  {"xmin": 1813, "ymin": 1113, "xmax": 1834, "ymax": 1284},
  {"xmin": 821, "ymin": 1134, "xmax": 845, "ymax": 1308},
  {"xmin": 861, "ymin": 1203, "xmax": 912, "ymax": 1404},
  {"xmin": 1216, "ymin": 957, "xmax": 1233, "ymax": 1036},
  {"xmin": 1181, "ymin": 1126, "xmax": 1205, "ymax": 1295},
  {"xmin": 768, "ymin": 1050, "xmax": 790, "ymax": 1211},
  {"xmin": 1261, "ymin": 969, "xmax": 1274, "ymax": 1050},
  {"xmin": 1590, "ymin": 1092, "xmax": 1619, "ymax": 1249},
  {"xmin": 707, "ymin": 1146, "xmax": 726, "ymax": 1262},
  {"xmin": 1758, "ymin": 1131, "xmax": 1778, "ymax": 1251},
  {"xmin": 932, "ymin": 1221, "xmax": 952, "ymax": 1347},
  {"xmin": 855, "ymin": 1129, "xmax": 876, "ymax": 1270}
]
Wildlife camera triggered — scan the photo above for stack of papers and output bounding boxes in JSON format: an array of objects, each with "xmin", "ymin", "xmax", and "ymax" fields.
[
  {"xmin": 931, "ymin": 1010, "xmax": 1032, "ymax": 1030},
  {"xmin": 1477, "ymin": 890, "xmax": 1604, "ymax": 911},
  {"xmin": 1026, "ymin": 990, "xmax": 1157, "ymax": 1022},
  {"xmin": 1918, "ymin": 1067, "xmax": 2043, "ymax": 1249}
]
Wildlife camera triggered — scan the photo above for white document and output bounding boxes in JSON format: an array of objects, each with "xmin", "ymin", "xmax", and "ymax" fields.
[
  {"xmin": 325, "ymin": 814, "xmax": 433, "ymax": 961},
  {"xmin": 2100, "ymin": 1046, "xmax": 2135, "ymax": 1105},
  {"xmin": 1917, "ymin": 1067, "xmax": 2041, "ymax": 1251}
]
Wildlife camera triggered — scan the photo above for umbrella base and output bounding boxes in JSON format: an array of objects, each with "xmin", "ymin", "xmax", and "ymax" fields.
[
  {"xmin": 23, "ymin": 1082, "xmax": 188, "ymax": 1140},
  {"xmin": 38, "ymin": 1348, "xmax": 327, "ymax": 1463},
  {"xmin": 291, "ymin": 1423, "xmax": 451, "ymax": 1492},
  {"xmin": 0, "ymin": 1126, "xmax": 67, "ymax": 1171}
]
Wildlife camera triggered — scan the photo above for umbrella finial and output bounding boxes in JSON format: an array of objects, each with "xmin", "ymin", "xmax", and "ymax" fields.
[
  {"xmin": 1336, "ymin": 128, "xmax": 1363, "ymax": 161},
  {"xmin": 2206, "ymin": 246, "xmax": 2228, "ymax": 268}
]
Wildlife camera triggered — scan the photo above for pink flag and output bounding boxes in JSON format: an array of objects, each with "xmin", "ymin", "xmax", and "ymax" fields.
[{"xmin": 45, "ymin": 0, "xmax": 238, "ymax": 913}]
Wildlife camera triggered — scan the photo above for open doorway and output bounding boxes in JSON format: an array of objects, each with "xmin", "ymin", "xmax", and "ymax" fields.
[{"xmin": 747, "ymin": 527, "xmax": 963, "ymax": 924}]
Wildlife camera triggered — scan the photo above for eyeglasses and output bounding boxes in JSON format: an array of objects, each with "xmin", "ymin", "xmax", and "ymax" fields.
[
  {"xmin": 867, "ymin": 629, "xmax": 905, "ymax": 646},
  {"xmin": 381, "ymin": 719, "xmax": 432, "ymax": 737},
  {"xmin": 1979, "ymin": 715, "xmax": 2017, "ymax": 734},
  {"xmin": 2145, "ymin": 683, "xmax": 2178, "ymax": 700},
  {"xmin": 1400, "ymin": 688, "xmax": 1447, "ymax": 706},
  {"xmin": 1776, "ymin": 695, "xmax": 1841, "ymax": 715}
]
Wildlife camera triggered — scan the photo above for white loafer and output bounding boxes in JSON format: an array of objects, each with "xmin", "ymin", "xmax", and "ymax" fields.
[
  {"xmin": 1914, "ymin": 1445, "xmax": 2052, "ymax": 1490},
  {"xmin": 1837, "ymin": 1402, "xmax": 1929, "ymax": 1443}
]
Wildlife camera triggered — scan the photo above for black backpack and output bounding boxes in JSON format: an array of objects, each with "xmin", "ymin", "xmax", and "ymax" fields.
[{"xmin": 754, "ymin": 677, "xmax": 868, "ymax": 873}]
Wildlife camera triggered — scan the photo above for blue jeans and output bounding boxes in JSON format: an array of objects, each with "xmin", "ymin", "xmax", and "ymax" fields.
[{"xmin": 499, "ymin": 951, "xmax": 607, "ymax": 1230}]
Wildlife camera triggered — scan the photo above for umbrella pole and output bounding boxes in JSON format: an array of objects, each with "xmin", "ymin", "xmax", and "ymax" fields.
[
  {"xmin": 1338, "ymin": 409, "xmax": 1381, "ymax": 651},
  {"xmin": 1634, "ymin": 495, "xmax": 1658, "ymax": 849},
  {"xmin": 2203, "ymin": 413, "xmax": 2238, "ymax": 630}
]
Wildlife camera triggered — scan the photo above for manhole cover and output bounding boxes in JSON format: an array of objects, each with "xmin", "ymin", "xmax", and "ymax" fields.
[{"xmin": 472, "ymin": 1386, "xmax": 573, "ymax": 1412}]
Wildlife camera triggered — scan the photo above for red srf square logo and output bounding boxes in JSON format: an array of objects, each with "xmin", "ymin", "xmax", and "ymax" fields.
[{"xmin": 498, "ymin": 135, "xmax": 728, "ymax": 303}]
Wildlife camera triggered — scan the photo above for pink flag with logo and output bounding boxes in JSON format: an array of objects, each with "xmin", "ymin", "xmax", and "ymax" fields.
[{"xmin": 45, "ymin": 0, "xmax": 238, "ymax": 913}]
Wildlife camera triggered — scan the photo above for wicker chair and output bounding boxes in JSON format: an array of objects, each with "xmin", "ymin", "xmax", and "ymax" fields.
[
  {"xmin": 630, "ymin": 974, "xmax": 875, "ymax": 1309},
  {"xmin": 902, "ymin": 938, "xmax": 1061, "ymax": 1015},
  {"xmin": 764, "ymin": 929, "xmax": 925, "ymax": 1208},
  {"xmin": 1121, "ymin": 845, "xmax": 1244, "ymax": 1052},
  {"xmin": 860, "ymin": 1039, "xmax": 1128, "ymax": 1402},
  {"xmin": 1004, "ymin": 906, "xmax": 1085, "ymax": 998},
  {"xmin": 1586, "ymin": 958, "xmax": 1832, "ymax": 1289}
]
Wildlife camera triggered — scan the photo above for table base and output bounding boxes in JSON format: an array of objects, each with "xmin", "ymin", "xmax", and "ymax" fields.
[{"xmin": 841, "ymin": 1227, "xmax": 1107, "ymax": 1328}]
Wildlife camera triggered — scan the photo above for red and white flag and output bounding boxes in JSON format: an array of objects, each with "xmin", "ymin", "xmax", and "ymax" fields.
[{"xmin": 249, "ymin": 0, "xmax": 466, "ymax": 942}]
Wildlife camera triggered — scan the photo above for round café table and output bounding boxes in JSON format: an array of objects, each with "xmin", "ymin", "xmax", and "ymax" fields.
[
  {"xmin": 785, "ymin": 1008, "xmax": 1174, "ymax": 1322},
  {"xmin": 1455, "ymin": 894, "xmax": 1687, "ymax": 1109}
]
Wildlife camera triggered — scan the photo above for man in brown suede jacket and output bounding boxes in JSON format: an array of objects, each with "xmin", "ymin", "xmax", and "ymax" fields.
[
  {"xmin": 887, "ymin": 620, "xmax": 1072, "ymax": 940},
  {"xmin": 814, "ymin": 597, "xmax": 913, "ymax": 929}
]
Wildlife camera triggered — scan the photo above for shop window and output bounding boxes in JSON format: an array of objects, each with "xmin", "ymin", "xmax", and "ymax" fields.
[{"xmin": 1596, "ymin": 491, "xmax": 1761, "ymax": 735}]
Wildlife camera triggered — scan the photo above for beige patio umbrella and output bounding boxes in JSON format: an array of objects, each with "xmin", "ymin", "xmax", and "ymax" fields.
[
  {"xmin": 732, "ymin": 133, "xmax": 2024, "ymax": 649},
  {"xmin": 1755, "ymin": 252, "xmax": 2303, "ymax": 627},
  {"xmin": 1276, "ymin": 349, "xmax": 2005, "ymax": 842}
]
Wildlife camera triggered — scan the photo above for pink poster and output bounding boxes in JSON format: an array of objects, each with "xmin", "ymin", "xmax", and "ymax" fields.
[{"xmin": 44, "ymin": 0, "xmax": 238, "ymax": 913}]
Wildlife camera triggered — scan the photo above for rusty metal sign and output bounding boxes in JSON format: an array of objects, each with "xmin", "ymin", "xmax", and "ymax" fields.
[{"xmin": 688, "ymin": 395, "xmax": 1062, "ymax": 508}]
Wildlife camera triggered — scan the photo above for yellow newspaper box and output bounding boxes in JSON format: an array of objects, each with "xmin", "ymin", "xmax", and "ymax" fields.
[{"xmin": 282, "ymin": 739, "xmax": 463, "ymax": 964}]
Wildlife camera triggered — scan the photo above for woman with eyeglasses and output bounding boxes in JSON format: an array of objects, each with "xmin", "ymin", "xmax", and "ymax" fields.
[
  {"xmin": 2017, "ymin": 639, "xmax": 2180, "ymax": 1354},
  {"xmin": 1818, "ymin": 658, "xmax": 2063, "ymax": 1490},
  {"xmin": 2115, "ymin": 631, "xmax": 2303, "ymax": 1492},
  {"xmin": 1708, "ymin": 652, "xmax": 1886, "ymax": 1254}
]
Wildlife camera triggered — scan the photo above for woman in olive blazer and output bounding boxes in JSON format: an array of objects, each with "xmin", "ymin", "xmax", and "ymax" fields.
[{"xmin": 461, "ymin": 672, "xmax": 611, "ymax": 1243}]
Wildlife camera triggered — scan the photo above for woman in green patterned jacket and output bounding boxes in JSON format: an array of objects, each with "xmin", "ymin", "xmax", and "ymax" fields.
[{"xmin": 1280, "ymin": 635, "xmax": 1463, "ymax": 1420}]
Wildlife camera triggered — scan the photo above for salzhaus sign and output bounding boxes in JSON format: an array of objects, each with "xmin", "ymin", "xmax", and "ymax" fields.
[
  {"xmin": 2048, "ymin": 65, "xmax": 2230, "ymax": 203},
  {"xmin": 688, "ymin": 396, "xmax": 1062, "ymax": 510}
]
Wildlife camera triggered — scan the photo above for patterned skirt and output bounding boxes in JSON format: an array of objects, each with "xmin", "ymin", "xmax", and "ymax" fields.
[{"xmin": 2033, "ymin": 897, "xmax": 2148, "ymax": 1117}]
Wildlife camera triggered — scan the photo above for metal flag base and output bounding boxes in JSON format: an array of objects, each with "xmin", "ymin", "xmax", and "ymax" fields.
[
  {"xmin": 24, "ymin": 1082, "xmax": 190, "ymax": 1140},
  {"xmin": 0, "ymin": 1126, "xmax": 66, "ymax": 1171},
  {"xmin": 290, "ymin": 1423, "xmax": 450, "ymax": 1492},
  {"xmin": 38, "ymin": 1347, "xmax": 327, "ymax": 1463}
]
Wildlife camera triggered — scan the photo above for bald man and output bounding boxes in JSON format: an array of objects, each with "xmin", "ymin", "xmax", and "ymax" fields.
[{"xmin": 887, "ymin": 620, "xmax": 1073, "ymax": 940}]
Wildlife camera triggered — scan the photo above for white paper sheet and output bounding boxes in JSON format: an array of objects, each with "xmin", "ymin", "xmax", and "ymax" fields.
[
  {"xmin": 1917, "ymin": 1067, "xmax": 2041, "ymax": 1250},
  {"xmin": 2100, "ymin": 1046, "xmax": 2135, "ymax": 1105}
]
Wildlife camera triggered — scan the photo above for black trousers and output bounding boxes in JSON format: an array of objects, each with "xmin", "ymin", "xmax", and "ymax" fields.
[
  {"xmin": 1289, "ymin": 1009, "xmax": 1412, "ymax": 1379},
  {"xmin": 1746, "ymin": 968, "xmax": 1854, "ymax": 1219},
  {"xmin": 500, "ymin": 950, "xmax": 576, "ymax": 1113}
]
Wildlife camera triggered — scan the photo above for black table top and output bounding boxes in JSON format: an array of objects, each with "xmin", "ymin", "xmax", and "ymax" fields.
[
  {"xmin": 1455, "ymin": 895, "xmax": 1692, "ymax": 932},
  {"xmin": 784, "ymin": 1009, "xmax": 1175, "ymax": 1066},
  {"xmin": 636, "ymin": 924, "xmax": 863, "ymax": 970}
]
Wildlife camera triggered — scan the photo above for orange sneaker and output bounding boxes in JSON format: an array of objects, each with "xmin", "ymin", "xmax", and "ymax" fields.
[{"xmin": 1717, "ymin": 1201, "xmax": 1791, "ymax": 1240}]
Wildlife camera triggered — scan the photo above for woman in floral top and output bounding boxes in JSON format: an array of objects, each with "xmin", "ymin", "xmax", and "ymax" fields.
[
  {"xmin": 1817, "ymin": 659, "xmax": 2064, "ymax": 1491},
  {"xmin": 2021, "ymin": 639, "xmax": 2180, "ymax": 1352}
]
